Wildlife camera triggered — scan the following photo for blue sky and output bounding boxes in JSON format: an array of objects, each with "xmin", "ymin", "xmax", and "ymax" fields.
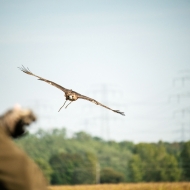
[{"xmin": 0, "ymin": 0, "xmax": 190, "ymax": 142}]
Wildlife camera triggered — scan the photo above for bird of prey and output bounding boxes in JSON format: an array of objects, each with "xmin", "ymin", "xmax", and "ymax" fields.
[{"xmin": 18, "ymin": 66, "xmax": 125, "ymax": 116}]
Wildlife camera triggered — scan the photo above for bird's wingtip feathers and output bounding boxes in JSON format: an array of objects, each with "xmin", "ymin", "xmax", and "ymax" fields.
[
  {"xmin": 113, "ymin": 110, "xmax": 125, "ymax": 116},
  {"xmin": 18, "ymin": 65, "xmax": 33, "ymax": 75}
]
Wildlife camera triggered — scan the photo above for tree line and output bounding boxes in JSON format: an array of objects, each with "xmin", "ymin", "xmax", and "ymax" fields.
[{"xmin": 15, "ymin": 128, "xmax": 190, "ymax": 184}]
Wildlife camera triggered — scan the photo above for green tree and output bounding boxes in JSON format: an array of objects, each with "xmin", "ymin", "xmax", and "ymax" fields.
[
  {"xmin": 49, "ymin": 152, "xmax": 97, "ymax": 184},
  {"xmin": 119, "ymin": 141, "xmax": 134, "ymax": 152},
  {"xmin": 100, "ymin": 167, "xmax": 124, "ymax": 183},
  {"xmin": 181, "ymin": 141, "xmax": 190, "ymax": 180},
  {"xmin": 73, "ymin": 152, "xmax": 97, "ymax": 184},
  {"xmin": 134, "ymin": 143, "xmax": 181, "ymax": 182},
  {"xmin": 73, "ymin": 131, "xmax": 92, "ymax": 141},
  {"xmin": 128, "ymin": 155, "xmax": 143, "ymax": 182},
  {"xmin": 159, "ymin": 154, "xmax": 181, "ymax": 181},
  {"xmin": 15, "ymin": 127, "xmax": 182, "ymax": 184},
  {"xmin": 34, "ymin": 158, "xmax": 53, "ymax": 183},
  {"xmin": 50, "ymin": 153, "xmax": 80, "ymax": 184}
]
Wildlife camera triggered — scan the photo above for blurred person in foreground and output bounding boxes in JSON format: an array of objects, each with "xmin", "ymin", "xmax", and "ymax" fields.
[{"xmin": 0, "ymin": 104, "xmax": 48, "ymax": 190}]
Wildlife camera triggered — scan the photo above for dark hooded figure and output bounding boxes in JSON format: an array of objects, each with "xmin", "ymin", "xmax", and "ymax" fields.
[{"xmin": 0, "ymin": 105, "xmax": 48, "ymax": 190}]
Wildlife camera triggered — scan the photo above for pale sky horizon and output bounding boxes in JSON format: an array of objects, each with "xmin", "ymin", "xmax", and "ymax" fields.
[{"xmin": 0, "ymin": 0, "xmax": 190, "ymax": 142}]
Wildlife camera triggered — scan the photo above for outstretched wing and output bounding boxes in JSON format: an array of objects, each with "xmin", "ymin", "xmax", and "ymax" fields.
[
  {"xmin": 18, "ymin": 65, "xmax": 69, "ymax": 93},
  {"xmin": 76, "ymin": 93, "xmax": 125, "ymax": 116}
]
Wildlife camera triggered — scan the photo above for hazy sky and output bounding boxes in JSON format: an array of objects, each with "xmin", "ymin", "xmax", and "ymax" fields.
[{"xmin": 0, "ymin": 0, "xmax": 190, "ymax": 142}]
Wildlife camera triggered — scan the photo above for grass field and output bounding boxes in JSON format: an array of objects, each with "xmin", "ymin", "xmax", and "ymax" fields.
[{"xmin": 49, "ymin": 182, "xmax": 190, "ymax": 190}]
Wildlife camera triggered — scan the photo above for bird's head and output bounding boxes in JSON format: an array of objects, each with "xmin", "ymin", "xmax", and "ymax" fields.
[{"xmin": 67, "ymin": 92, "xmax": 78, "ymax": 101}]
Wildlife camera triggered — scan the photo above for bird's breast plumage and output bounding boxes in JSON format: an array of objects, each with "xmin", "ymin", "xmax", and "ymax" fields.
[{"xmin": 66, "ymin": 92, "xmax": 78, "ymax": 101}]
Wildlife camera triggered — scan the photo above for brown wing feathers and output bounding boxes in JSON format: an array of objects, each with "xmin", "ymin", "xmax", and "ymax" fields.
[
  {"xmin": 77, "ymin": 94, "xmax": 125, "ymax": 116},
  {"xmin": 18, "ymin": 65, "xmax": 68, "ymax": 93}
]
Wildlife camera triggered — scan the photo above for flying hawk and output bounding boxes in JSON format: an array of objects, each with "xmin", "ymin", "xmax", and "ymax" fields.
[{"xmin": 18, "ymin": 66, "xmax": 125, "ymax": 116}]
